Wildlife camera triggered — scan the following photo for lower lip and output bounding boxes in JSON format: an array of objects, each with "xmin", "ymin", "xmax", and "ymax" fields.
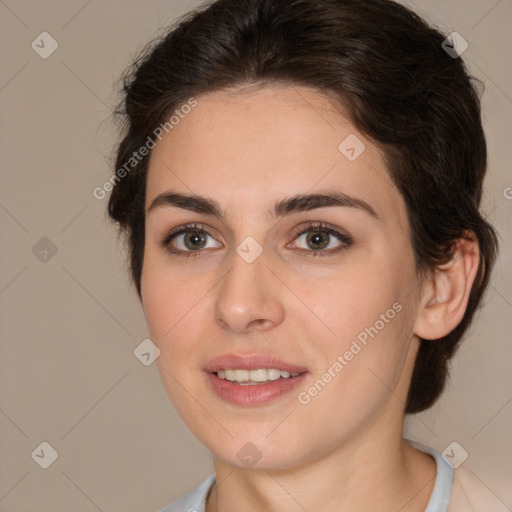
[{"xmin": 207, "ymin": 372, "xmax": 308, "ymax": 406}]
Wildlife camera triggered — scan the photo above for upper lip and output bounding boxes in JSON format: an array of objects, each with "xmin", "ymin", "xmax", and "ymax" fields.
[{"xmin": 204, "ymin": 353, "xmax": 308, "ymax": 374}]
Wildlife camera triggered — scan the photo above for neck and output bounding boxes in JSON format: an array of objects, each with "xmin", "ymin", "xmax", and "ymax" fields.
[{"xmin": 206, "ymin": 420, "xmax": 436, "ymax": 512}]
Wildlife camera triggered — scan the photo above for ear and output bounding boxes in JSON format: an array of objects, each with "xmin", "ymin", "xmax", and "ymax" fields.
[{"xmin": 414, "ymin": 232, "xmax": 480, "ymax": 340}]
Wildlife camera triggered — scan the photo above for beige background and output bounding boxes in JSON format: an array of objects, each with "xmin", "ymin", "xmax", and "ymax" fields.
[{"xmin": 0, "ymin": 0, "xmax": 511, "ymax": 510}]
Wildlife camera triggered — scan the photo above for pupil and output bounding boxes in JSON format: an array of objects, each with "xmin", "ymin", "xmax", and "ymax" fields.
[
  {"xmin": 186, "ymin": 231, "xmax": 205, "ymax": 250},
  {"xmin": 308, "ymin": 231, "xmax": 328, "ymax": 249}
]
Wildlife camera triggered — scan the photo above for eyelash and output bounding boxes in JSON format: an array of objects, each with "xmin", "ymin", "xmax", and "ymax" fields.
[{"xmin": 160, "ymin": 221, "xmax": 353, "ymax": 258}]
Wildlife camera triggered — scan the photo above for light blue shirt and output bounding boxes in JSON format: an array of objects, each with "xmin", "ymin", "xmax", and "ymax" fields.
[{"xmin": 159, "ymin": 441, "xmax": 454, "ymax": 512}]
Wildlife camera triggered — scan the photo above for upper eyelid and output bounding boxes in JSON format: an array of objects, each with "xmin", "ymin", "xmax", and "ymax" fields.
[
  {"xmin": 292, "ymin": 222, "xmax": 350, "ymax": 237},
  {"xmin": 162, "ymin": 221, "xmax": 352, "ymax": 249},
  {"xmin": 289, "ymin": 225, "xmax": 352, "ymax": 250}
]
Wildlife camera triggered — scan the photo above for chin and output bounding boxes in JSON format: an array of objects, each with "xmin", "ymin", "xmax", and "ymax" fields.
[
  {"xmin": 217, "ymin": 447, "xmax": 307, "ymax": 472},
  {"xmin": 201, "ymin": 428, "xmax": 313, "ymax": 472}
]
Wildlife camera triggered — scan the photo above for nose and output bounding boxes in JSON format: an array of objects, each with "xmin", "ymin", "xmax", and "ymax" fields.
[{"xmin": 213, "ymin": 249, "xmax": 285, "ymax": 334}]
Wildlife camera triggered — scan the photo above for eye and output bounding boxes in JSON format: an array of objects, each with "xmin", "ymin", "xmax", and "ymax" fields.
[
  {"xmin": 160, "ymin": 223, "xmax": 222, "ymax": 256},
  {"xmin": 160, "ymin": 221, "xmax": 352, "ymax": 258},
  {"xmin": 289, "ymin": 221, "xmax": 353, "ymax": 257}
]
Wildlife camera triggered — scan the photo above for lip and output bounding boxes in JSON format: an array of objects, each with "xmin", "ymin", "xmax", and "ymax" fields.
[
  {"xmin": 204, "ymin": 353, "xmax": 309, "ymax": 406},
  {"xmin": 204, "ymin": 353, "xmax": 308, "ymax": 374},
  {"xmin": 206, "ymin": 372, "xmax": 308, "ymax": 406}
]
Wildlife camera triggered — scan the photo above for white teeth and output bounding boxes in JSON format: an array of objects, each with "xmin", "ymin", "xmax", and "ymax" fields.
[
  {"xmin": 249, "ymin": 369, "xmax": 269, "ymax": 382},
  {"xmin": 216, "ymin": 368, "xmax": 300, "ymax": 383},
  {"xmin": 267, "ymin": 369, "xmax": 281, "ymax": 380},
  {"xmin": 225, "ymin": 369, "xmax": 249, "ymax": 382}
]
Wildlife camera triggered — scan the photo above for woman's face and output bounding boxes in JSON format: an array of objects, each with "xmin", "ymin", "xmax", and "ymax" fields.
[{"xmin": 141, "ymin": 85, "xmax": 424, "ymax": 470}]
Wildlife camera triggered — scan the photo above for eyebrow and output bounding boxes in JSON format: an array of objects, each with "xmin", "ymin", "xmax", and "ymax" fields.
[{"xmin": 147, "ymin": 190, "xmax": 380, "ymax": 221}]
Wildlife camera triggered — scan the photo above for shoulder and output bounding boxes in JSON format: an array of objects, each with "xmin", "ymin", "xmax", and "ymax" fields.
[
  {"xmin": 156, "ymin": 474, "xmax": 216, "ymax": 512},
  {"xmin": 448, "ymin": 466, "xmax": 510, "ymax": 512},
  {"xmin": 406, "ymin": 439, "xmax": 509, "ymax": 512}
]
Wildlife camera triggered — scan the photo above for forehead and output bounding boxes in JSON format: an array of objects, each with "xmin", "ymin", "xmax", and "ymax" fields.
[{"xmin": 145, "ymin": 85, "xmax": 406, "ymax": 229}]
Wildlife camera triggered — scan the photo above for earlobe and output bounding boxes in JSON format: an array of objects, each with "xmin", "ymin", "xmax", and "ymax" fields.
[{"xmin": 414, "ymin": 233, "xmax": 480, "ymax": 340}]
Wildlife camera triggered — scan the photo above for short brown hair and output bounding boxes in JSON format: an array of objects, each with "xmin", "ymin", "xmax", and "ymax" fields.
[{"xmin": 108, "ymin": 0, "xmax": 498, "ymax": 413}]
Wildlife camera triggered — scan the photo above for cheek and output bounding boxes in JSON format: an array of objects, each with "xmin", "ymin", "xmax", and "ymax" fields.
[
  {"xmin": 306, "ymin": 258, "xmax": 404, "ymax": 337},
  {"xmin": 302, "ymin": 256, "xmax": 415, "ymax": 389},
  {"xmin": 141, "ymin": 262, "xmax": 209, "ymax": 411},
  {"xmin": 141, "ymin": 251, "xmax": 200, "ymax": 340},
  {"xmin": 291, "ymin": 307, "xmax": 413, "ymax": 448},
  {"xmin": 140, "ymin": 255, "xmax": 217, "ymax": 383}
]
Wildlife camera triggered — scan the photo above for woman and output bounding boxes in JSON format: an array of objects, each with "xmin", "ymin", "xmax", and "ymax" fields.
[{"xmin": 108, "ymin": 0, "xmax": 503, "ymax": 510}]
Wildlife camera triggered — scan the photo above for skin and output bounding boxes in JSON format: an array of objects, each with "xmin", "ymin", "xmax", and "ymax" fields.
[{"xmin": 141, "ymin": 85, "xmax": 479, "ymax": 511}]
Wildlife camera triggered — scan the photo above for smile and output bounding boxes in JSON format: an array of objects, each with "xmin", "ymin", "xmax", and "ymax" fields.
[
  {"xmin": 204, "ymin": 353, "xmax": 309, "ymax": 405},
  {"xmin": 217, "ymin": 368, "xmax": 301, "ymax": 384}
]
